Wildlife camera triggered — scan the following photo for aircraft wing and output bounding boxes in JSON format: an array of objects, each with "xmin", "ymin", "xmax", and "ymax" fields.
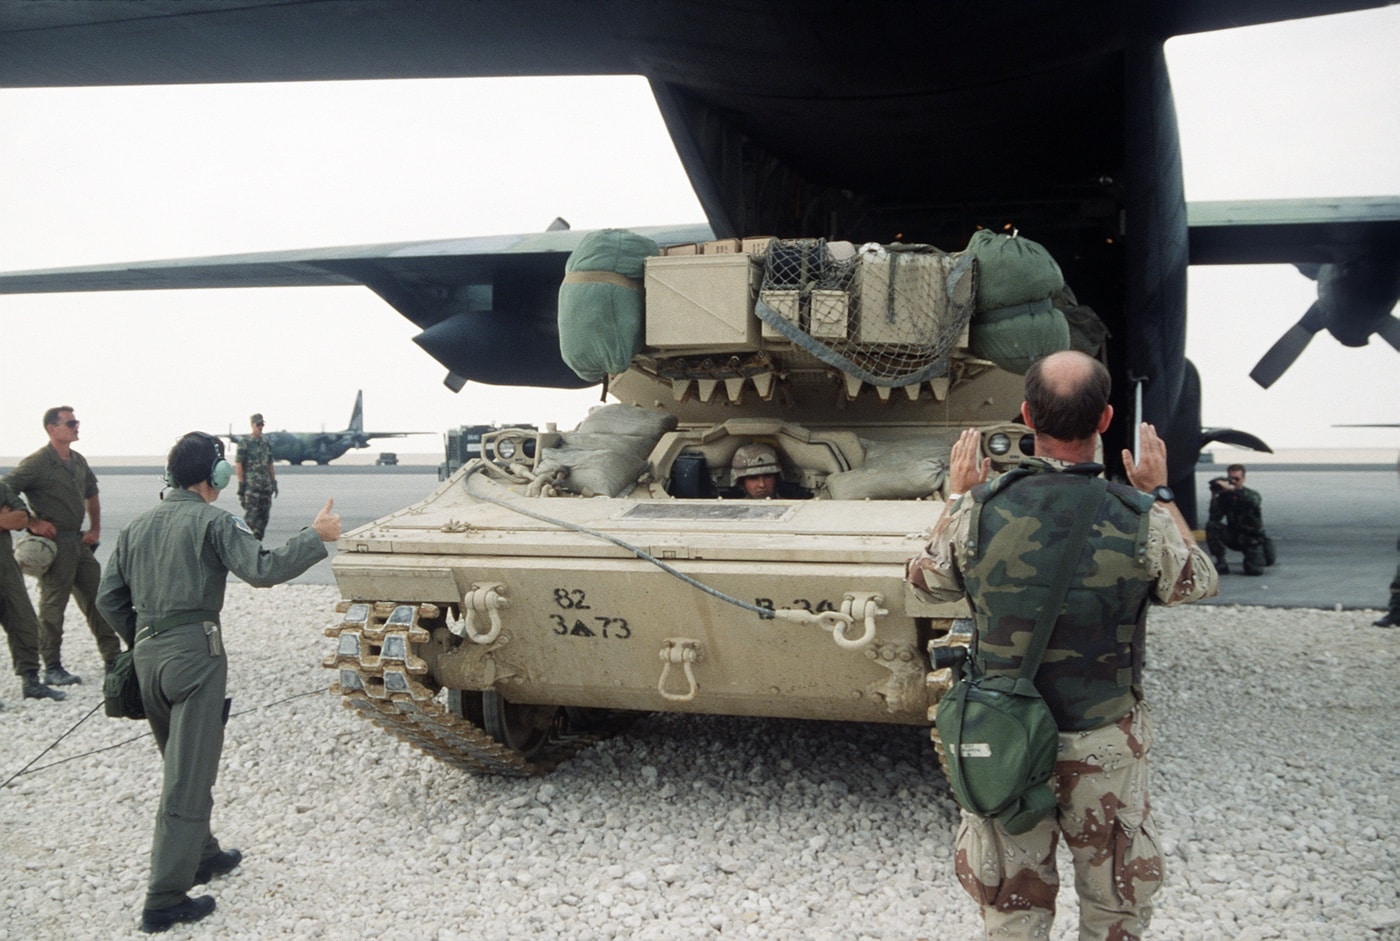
[
  {"xmin": 0, "ymin": 223, "xmax": 715, "ymax": 389},
  {"xmin": 1187, "ymin": 197, "xmax": 1400, "ymax": 266},
  {"xmin": 1188, "ymin": 197, "xmax": 1400, "ymax": 387}
]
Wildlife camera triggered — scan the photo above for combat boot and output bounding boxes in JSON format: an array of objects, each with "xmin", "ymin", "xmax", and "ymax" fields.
[
  {"xmin": 1243, "ymin": 544, "xmax": 1267, "ymax": 576},
  {"xmin": 1213, "ymin": 556, "xmax": 1230, "ymax": 575},
  {"xmin": 23, "ymin": 672, "xmax": 67, "ymax": 701},
  {"xmin": 140, "ymin": 895, "xmax": 215, "ymax": 933},
  {"xmin": 43, "ymin": 664, "xmax": 82, "ymax": 685},
  {"xmin": 193, "ymin": 848, "xmax": 242, "ymax": 885}
]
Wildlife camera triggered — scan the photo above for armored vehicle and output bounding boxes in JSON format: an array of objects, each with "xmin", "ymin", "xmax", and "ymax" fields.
[{"xmin": 326, "ymin": 233, "xmax": 1093, "ymax": 774}]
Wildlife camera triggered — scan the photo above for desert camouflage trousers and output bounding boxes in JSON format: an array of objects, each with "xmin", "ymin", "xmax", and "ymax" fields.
[{"xmin": 954, "ymin": 701, "xmax": 1163, "ymax": 941}]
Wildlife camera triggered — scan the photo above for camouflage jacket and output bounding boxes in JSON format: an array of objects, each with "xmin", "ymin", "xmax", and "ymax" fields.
[
  {"xmin": 238, "ymin": 436, "xmax": 275, "ymax": 488},
  {"xmin": 906, "ymin": 458, "xmax": 1218, "ymax": 730}
]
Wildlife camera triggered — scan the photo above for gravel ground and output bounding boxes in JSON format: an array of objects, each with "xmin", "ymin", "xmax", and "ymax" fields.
[{"xmin": 1, "ymin": 584, "xmax": 1396, "ymax": 941}]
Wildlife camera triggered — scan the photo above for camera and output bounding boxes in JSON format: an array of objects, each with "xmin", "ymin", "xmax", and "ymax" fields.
[{"xmin": 1208, "ymin": 477, "xmax": 1230, "ymax": 495}]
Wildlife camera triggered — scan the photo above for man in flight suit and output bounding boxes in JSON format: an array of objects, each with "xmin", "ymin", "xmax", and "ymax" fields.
[
  {"xmin": 906, "ymin": 351, "xmax": 1218, "ymax": 941},
  {"xmin": 4, "ymin": 406, "xmax": 123, "ymax": 683},
  {"xmin": 0, "ymin": 478, "xmax": 66, "ymax": 704},
  {"xmin": 97, "ymin": 431, "xmax": 340, "ymax": 933}
]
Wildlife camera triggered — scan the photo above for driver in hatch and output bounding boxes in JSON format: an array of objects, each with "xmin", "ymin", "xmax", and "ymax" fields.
[{"xmin": 729, "ymin": 443, "xmax": 809, "ymax": 499}]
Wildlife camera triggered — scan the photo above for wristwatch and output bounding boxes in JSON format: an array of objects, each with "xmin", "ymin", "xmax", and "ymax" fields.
[{"xmin": 1149, "ymin": 485, "xmax": 1175, "ymax": 503}]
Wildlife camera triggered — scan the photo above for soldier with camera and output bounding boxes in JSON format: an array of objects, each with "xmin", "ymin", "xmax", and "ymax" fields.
[{"xmin": 1206, "ymin": 464, "xmax": 1276, "ymax": 576}]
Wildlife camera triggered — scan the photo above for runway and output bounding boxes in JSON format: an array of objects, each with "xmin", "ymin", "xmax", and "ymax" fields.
[{"xmin": 18, "ymin": 461, "xmax": 1400, "ymax": 611}]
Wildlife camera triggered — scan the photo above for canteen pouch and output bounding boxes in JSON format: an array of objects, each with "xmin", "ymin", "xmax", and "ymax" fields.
[
  {"xmin": 936, "ymin": 672, "xmax": 1058, "ymax": 834},
  {"xmin": 103, "ymin": 648, "xmax": 146, "ymax": 720}
]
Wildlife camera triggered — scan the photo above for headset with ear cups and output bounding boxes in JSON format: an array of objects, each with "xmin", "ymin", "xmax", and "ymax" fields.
[{"xmin": 165, "ymin": 431, "xmax": 235, "ymax": 490}]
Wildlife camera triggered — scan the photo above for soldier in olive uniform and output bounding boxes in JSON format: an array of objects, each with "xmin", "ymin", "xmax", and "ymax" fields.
[
  {"xmin": 236, "ymin": 412, "xmax": 277, "ymax": 540},
  {"xmin": 906, "ymin": 351, "xmax": 1218, "ymax": 941},
  {"xmin": 97, "ymin": 431, "xmax": 339, "ymax": 933},
  {"xmin": 1205, "ymin": 464, "xmax": 1275, "ymax": 576},
  {"xmin": 0, "ymin": 479, "xmax": 66, "ymax": 704},
  {"xmin": 4, "ymin": 406, "xmax": 123, "ymax": 683}
]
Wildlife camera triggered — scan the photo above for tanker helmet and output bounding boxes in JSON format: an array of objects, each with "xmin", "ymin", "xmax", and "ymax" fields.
[
  {"xmin": 732, "ymin": 443, "xmax": 780, "ymax": 481},
  {"xmin": 14, "ymin": 534, "xmax": 58, "ymax": 577}
]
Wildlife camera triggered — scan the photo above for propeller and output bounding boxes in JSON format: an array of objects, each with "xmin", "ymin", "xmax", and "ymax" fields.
[
  {"xmin": 1249, "ymin": 253, "xmax": 1400, "ymax": 389},
  {"xmin": 1248, "ymin": 300, "xmax": 1328, "ymax": 389}
]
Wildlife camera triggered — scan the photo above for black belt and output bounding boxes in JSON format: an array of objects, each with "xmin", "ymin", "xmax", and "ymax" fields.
[{"xmin": 134, "ymin": 609, "xmax": 221, "ymax": 644}]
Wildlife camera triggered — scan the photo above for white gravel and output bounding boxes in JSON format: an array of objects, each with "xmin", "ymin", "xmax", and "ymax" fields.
[{"xmin": 1, "ymin": 584, "xmax": 1396, "ymax": 941}]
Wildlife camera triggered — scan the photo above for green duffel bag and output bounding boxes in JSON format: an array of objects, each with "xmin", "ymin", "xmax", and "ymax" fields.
[
  {"xmin": 558, "ymin": 229, "xmax": 660, "ymax": 383},
  {"xmin": 936, "ymin": 672, "xmax": 1059, "ymax": 834},
  {"xmin": 967, "ymin": 301, "xmax": 1071, "ymax": 375},
  {"xmin": 103, "ymin": 648, "xmax": 146, "ymax": 720},
  {"xmin": 963, "ymin": 228, "xmax": 1064, "ymax": 312}
]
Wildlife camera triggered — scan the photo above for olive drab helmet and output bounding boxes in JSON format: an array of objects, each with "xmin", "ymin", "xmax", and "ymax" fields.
[
  {"xmin": 731, "ymin": 442, "xmax": 780, "ymax": 481},
  {"xmin": 14, "ymin": 534, "xmax": 58, "ymax": 577}
]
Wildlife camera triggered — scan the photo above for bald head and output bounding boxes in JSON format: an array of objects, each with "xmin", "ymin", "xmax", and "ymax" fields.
[{"xmin": 1022, "ymin": 351, "xmax": 1112, "ymax": 443}]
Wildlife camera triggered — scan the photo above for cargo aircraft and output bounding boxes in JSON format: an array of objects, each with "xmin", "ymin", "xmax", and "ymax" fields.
[
  {"xmin": 1, "ymin": 1, "xmax": 1398, "ymax": 524},
  {"xmin": 224, "ymin": 390, "xmax": 429, "ymax": 466}
]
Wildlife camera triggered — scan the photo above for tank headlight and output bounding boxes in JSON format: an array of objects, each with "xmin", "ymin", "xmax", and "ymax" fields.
[
  {"xmin": 986, "ymin": 432, "xmax": 1011, "ymax": 456},
  {"xmin": 496, "ymin": 438, "xmax": 517, "ymax": 460},
  {"xmin": 1020, "ymin": 433, "xmax": 1035, "ymax": 455}
]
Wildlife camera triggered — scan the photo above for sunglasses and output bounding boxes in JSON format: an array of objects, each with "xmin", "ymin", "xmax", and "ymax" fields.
[{"xmin": 52, "ymin": 419, "xmax": 80, "ymax": 428}]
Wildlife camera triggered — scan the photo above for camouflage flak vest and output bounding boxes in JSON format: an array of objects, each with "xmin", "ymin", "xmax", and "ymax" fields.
[
  {"xmin": 240, "ymin": 437, "xmax": 275, "ymax": 487},
  {"xmin": 960, "ymin": 460, "xmax": 1155, "ymax": 731}
]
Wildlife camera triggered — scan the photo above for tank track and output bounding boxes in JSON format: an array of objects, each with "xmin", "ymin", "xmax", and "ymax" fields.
[{"xmin": 324, "ymin": 600, "xmax": 624, "ymax": 775}]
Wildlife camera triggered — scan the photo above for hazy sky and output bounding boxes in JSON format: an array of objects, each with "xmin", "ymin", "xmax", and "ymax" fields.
[{"xmin": 0, "ymin": 7, "xmax": 1397, "ymax": 458}]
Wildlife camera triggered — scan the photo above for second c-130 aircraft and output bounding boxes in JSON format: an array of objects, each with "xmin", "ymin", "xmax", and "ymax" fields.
[
  {"xmin": 225, "ymin": 390, "xmax": 429, "ymax": 466},
  {"xmin": 0, "ymin": 1, "xmax": 1397, "ymax": 524}
]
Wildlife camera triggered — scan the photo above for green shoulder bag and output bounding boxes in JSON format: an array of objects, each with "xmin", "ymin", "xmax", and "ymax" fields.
[{"xmin": 935, "ymin": 479, "xmax": 1104, "ymax": 834}]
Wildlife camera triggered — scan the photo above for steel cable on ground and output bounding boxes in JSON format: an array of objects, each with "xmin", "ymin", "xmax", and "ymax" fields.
[{"xmin": 1, "ymin": 686, "xmax": 325, "ymax": 789}]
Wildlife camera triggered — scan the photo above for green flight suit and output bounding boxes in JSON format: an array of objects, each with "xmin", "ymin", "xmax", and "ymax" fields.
[
  {"xmin": 97, "ymin": 488, "xmax": 326, "ymax": 910},
  {"xmin": 4, "ymin": 444, "xmax": 122, "ymax": 666},
  {"xmin": 0, "ymin": 480, "xmax": 42, "ymax": 677}
]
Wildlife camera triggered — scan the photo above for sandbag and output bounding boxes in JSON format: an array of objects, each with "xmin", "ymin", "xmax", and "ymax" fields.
[
  {"xmin": 574, "ymin": 403, "xmax": 678, "ymax": 440},
  {"xmin": 824, "ymin": 456, "xmax": 946, "ymax": 500},
  {"xmin": 558, "ymin": 230, "xmax": 660, "ymax": 383},
  {"xmin": 534, "ymin": 445, "xmax": 648, "ymax": 498}
]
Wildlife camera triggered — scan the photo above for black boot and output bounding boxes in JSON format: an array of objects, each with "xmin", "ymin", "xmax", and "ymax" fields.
[
  {"xmin": 23, "ymin": 672, "xmax": 66, "ymax": 701},
  {"xmin": 194, "ymin": 848, "xmax": 242, "ymax": 885},
  {"xmin": 140, "ymin": 895, "xmax": 215, "ymax": 933},
  {"xmin": 1243, "ymin": 544, "xmax": 1267, "ymax": 576},
  {"xmin": 43, "ymin": 664, "xmax": 82, "ymax": 686},
  {"xmin": 1213, "ymin": 556, "xmax": 1230, "ymax": 575}
]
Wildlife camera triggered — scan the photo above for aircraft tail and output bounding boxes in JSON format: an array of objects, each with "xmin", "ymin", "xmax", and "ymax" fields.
[{"xmin": 348, "ymin": 390, "xmax": 364, "ymax": 434}]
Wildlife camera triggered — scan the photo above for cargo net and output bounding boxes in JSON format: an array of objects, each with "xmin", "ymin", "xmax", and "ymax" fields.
[{"xmin": 755, "ymin": 239, "xmax": 976, "ymax": 387}]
